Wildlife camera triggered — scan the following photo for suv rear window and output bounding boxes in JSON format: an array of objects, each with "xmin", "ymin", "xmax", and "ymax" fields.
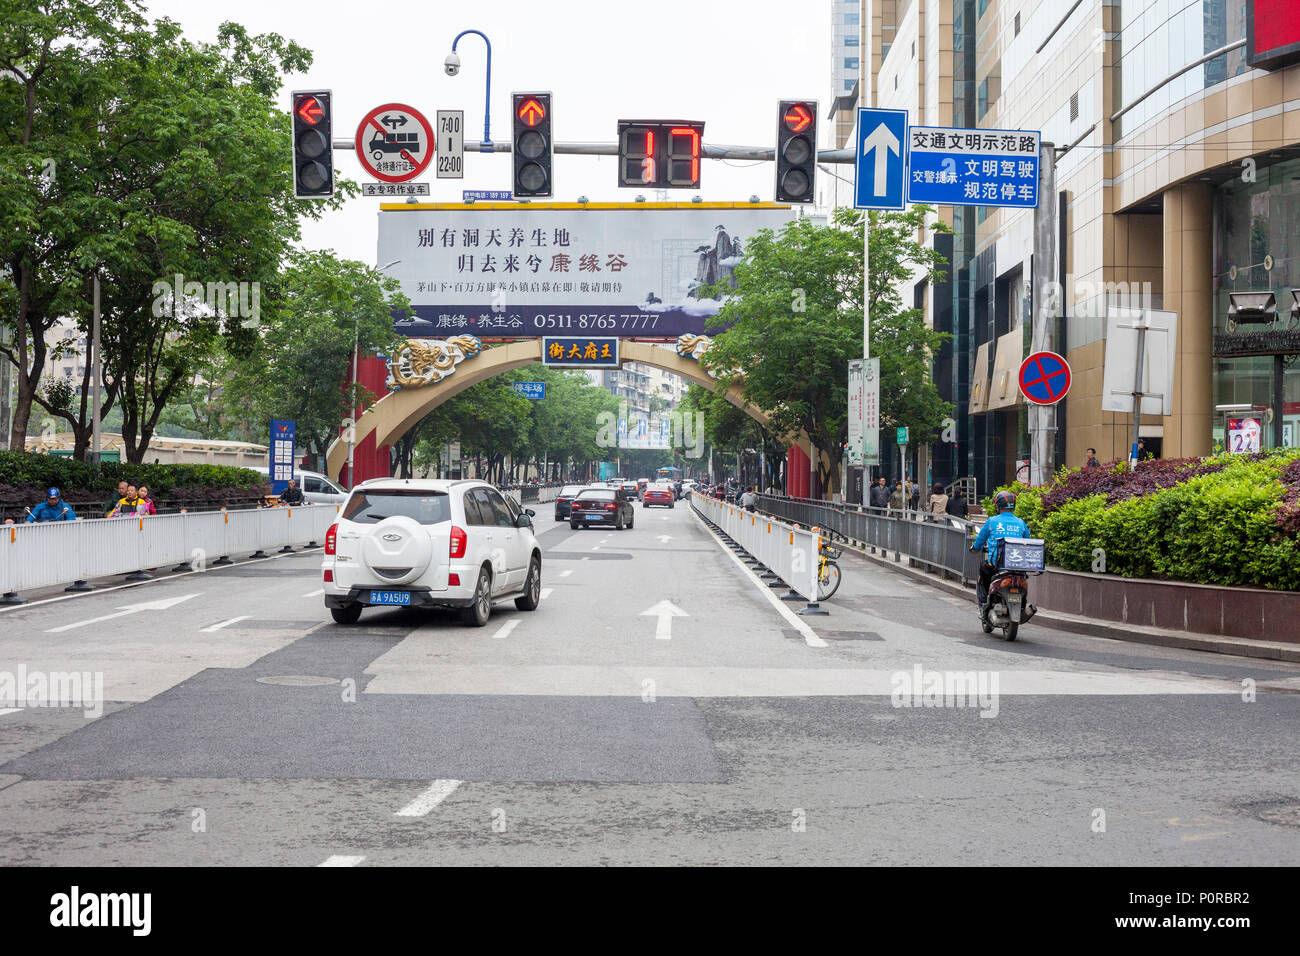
[{"xmin": 343, "ymin": 489, "xmax": 451, "ymax": 525}]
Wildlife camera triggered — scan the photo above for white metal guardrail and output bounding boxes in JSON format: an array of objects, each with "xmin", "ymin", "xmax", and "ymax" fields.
[
  {"xmin": 690, "ymin": 492, "xmax": 822, "ymax": 609},
  {"xmin": 0, "ymin": 504, "xmax": 339, "ymax": 603},
  {"xmin": 502, "ymin": 485, "xmax": 562, "ymax": 507},
  {"xmin": 756, "ymin": 494, "xmax": 982, "ymax": 586}
]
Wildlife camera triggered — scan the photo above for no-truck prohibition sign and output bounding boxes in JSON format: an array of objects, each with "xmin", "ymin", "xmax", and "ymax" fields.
[{"xmin": 355, "ymin": 103, "xmax": 435, "ymax": 183}]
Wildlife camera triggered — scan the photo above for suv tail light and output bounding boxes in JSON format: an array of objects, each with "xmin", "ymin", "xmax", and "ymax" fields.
[
  {"xmin": 450, "ymin": 525, "xmax": 468, "ymax": 558},
  {"xmin": 324, "ymin": 523, "xmax": 338, "ymax": 555}
]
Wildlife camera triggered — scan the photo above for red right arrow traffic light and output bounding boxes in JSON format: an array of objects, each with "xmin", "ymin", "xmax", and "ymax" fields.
[{"xmin": 775, "ymin": 99, "xmax": 817, "ymax": 204}]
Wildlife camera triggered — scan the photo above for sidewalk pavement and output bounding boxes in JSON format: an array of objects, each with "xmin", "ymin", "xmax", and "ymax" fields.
[{"xmin": 832, "ymin": 535, "xmax": 1300, "ymax": 664}]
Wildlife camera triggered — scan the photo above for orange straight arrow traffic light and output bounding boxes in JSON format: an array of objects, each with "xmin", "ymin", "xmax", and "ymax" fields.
[
  {"xmin": 512, "ymin": 91, "xmax": 552, "ymax": 197},
  {"xmin": 517, "ymin": 98, "xmax": 546, "ymax": 127}
]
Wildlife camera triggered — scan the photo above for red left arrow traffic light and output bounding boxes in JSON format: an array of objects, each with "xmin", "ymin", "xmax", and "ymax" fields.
[{"xmin": 292, "ymin": 90, "xmax": 333, "ymax": 199}]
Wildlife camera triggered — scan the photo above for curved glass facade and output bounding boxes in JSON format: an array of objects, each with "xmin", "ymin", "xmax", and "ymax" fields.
[{"xmin": 1117, "ymin": 0, "xmax": 1248, "ymax": 138}]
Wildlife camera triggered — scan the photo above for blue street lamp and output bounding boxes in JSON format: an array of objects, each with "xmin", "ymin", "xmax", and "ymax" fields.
[{"xmin": 447, "ymin": 29, "xmax": 494, "ymax": 152}]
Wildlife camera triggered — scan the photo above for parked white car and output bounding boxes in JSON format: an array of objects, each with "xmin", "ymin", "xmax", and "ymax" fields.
[
  {"xmin": 321, "ymin": 478, "xmax": 542, "ymax": 627},
  {"xmin": 246, "ymin": 465, "xmax": 346, "ymax": 505}
]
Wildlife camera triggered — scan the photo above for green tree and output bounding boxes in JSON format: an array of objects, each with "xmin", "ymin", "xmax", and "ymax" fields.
[
  {"xmin": 701, "ymin": 206, "xmax": 950, "ymax": 493},
  {"xmin": 224, "ymin": 251, "xmax": 406, "ymax": 468},
  {"xmin": 1, "ymin": 3, "xmax": 349, "ymax": 461}
]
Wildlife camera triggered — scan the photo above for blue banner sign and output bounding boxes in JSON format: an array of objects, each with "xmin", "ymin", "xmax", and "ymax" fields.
[
  {"xmin": 268, "ymin": 419, "xmax": 296, "ymax": 493},
  {"xmin": 906, "ymin": 125, "xmax": 1040, "ymax": 208},
  {"xmin": 512, "ymin": 381, "xmax": 546, "ymax": 399}
]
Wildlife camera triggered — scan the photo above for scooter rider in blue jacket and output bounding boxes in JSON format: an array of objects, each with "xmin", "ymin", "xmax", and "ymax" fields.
[
  {"xmin": 25, "ymin": 487, "xmax": 78, "ymax": 523},
  {"xmin": 971, "ymin": 490, "xmax": 1028, "ymax": 624}
]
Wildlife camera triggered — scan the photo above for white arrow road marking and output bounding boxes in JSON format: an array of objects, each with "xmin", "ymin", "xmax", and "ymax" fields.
[
  {"xmin": 46, "ymin": 593, "xmax": 201, "ymax": 633},
  {"xmin": 200, "ymin": 615, "xmax": 251, "ymax": 633},
  {"xmin": 558, "ymin": 569, "xmax": 573, "ymax": 578},
  {"xmin": 395, "ymin": 779, "xmax": 463, "ymax": 817},
  {"xmin": 539, "ymin": 588, "xmax": 553, "ymax": 600},
  {"xmin": 492, "ymin": 620, "xmax": 520, "ymax": 640},
  {"xmin": 302, "ymin": 588, "xmax": 324, "ymax": 598},
  {"xmin": 318, "ymin": 855, "xmax": 366, "ymax": 867},
  {"xmin": 656, "ymin": 535, "xmax": 672, "ymax": 543},
  {"xmin": 862, "ymin": 122, "xmax": 901, "ymax": 196},
  {"xmin": 641, "ymin": 600, "xmax": 688, "ymax": 640}
]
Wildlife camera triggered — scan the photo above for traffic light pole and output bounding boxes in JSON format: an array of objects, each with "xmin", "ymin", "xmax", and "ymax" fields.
[{"xmin": 329, "ymin": 140, "xmax": 860, "ymax": 162}]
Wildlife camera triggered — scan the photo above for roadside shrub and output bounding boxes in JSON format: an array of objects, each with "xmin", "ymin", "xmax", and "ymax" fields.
[
  {"xmin": 1037, "ymin": 496, "xmax": 1107, "ymax": 572},
  {"xmin": 0, "ymin": 451, "xmax": 268, "ymax": 516},
  {"xmin": 991, "ymin": 449, "xmax": 1300, "ymax": 590}
]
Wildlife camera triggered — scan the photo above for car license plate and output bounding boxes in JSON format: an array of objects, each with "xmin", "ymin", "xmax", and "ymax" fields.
[
  {"xmin": 369, "ymin": 590, "xmax": 410, "ymax": 605},
  {"xmin": 586, "ymin": 513, "xmax": 603, "ymax": 520}
]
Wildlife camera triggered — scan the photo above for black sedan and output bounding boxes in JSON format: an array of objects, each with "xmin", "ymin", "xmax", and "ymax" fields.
[
  {"xmin": 569, "ymin": 488, "xmax": 635, "ymax": 530},
  {"xmin": 553, "ymin": 484, "xmax": 590, "ymax": 521}
]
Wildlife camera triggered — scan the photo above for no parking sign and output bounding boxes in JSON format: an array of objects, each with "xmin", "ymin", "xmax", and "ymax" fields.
[{"xmin": 1018, "ymin": 351, "xmax": 1071, "ymax": 406}]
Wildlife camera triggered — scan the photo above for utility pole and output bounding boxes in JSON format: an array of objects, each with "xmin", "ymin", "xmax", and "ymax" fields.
[
  {"xmin": 1030, "ymin": 144, "xmax": 1058, "ymax": 485},
  {"xmin": 91, "ymin": 275, "xmax": 102, "ymax": 463}
]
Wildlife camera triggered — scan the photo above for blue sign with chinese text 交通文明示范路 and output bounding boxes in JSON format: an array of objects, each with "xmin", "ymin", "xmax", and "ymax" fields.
[
  {"xmin": 268, "ymin": 419, "xmax": 295, "ymax": 493},
  {"xmin": 854, "ymin": 107, "xmax": 908, "ymax": 211},
  {"xmin": 512, "ymin": 381, "xmax": 546, "ymax": 400},
  {"xmin": 907, "ymin": 125, "xmax": 1040, "ymax": 208},
  {"xmin": 542, "ymin": 336, "xmax": 620, "ymax": 368}
]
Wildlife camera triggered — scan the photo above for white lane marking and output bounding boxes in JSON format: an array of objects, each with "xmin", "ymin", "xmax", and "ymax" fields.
[
  {"xmin": 558, "ymin": 570, "xmax": 573, "ymax": 578},
  {"xmin": 641, "ymin": 600, "xmax": 688, "ymax": 640},
  {"xmin": 0, "ymin": 549, "xmax": 321, "ymax": 616},
  {"xmin": 318, "ymin": 855, "xmax": 366, "ymax": 867},
  {"xmin": 591, "ymin": 546, "xmax": 600, "ymax": 551},
  {"xmin": 492, "ymin": 619, "xmax": 520, "ymax": 640},
  {"xmin": 581, "ymin": 557, "xmax": 590, "ymax": 561},
  {"xmin": 46, "ymin": 593, "xmax": 200, "ymax": 633},
  {"xmin": 539, "ymin": 588, "xmax": 554, "ymax": 600},
  {"xmin": 691, "ymin": 511, "xmax": 828, "ymax": 649},
  {"xmin": 0, "ymin": 708, "xmax": 21, "ymax": 717},
  {"xmin": 200, "ymin": 615, "xmax": 251, "ymax": 633},
  {"xmin": 302, "ymin": 588, "xmax": 324, "ymax": 598},
  {"xmin": 395, "ymin": 779, "xmax": 463, "ymax": 817}
]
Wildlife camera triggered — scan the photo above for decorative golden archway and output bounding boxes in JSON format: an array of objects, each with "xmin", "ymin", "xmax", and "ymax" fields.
[{"xmin": 324, "ymin": 338, "xmax": 812, "ymax": 481}]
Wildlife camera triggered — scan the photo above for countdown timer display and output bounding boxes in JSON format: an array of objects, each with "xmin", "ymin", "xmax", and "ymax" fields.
[{"xmin": 617, "ymin": 120, "xmax": 705, "ymax": 189}]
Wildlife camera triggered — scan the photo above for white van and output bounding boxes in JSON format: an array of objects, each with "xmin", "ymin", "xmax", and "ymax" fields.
[{"xmin": 246, "ymin": 466, "xmax": 347, "ymax": 505}]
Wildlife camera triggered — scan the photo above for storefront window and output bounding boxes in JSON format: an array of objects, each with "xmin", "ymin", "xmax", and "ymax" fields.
[{"xmin": 1212, "ymin": 156, "xmax": 1300, "ymax": 450}]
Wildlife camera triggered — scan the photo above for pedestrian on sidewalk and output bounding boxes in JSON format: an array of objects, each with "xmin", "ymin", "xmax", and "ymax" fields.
[
  {"xmin": 928, "ymin": 482, "xmax": 949, "ymax": 520},
  {"xmin": 868, "ymin": 476, "xmax": 889, "ymax": 511},
  {"xmin": 104, "ymin": 480, "xmax": 128, "ymax": 517},
  {"xmin": 25, "ymin": 488, "xmax": 77, "ymax": 523}
]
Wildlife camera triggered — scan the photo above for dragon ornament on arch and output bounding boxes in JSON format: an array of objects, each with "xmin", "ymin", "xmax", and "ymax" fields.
[{"xmin": 386, "ymin": 335, "xmax": 484, "ymax": 390}]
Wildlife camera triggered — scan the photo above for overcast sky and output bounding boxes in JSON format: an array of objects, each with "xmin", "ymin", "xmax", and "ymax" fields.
[{"xmin": 143, "ymin": 0, "xmax": 834, "ymax": 266}]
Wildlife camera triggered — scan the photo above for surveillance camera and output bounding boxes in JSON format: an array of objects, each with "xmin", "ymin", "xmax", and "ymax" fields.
[{"xmin": 444, "ymin": 51, "xmax": 461, "ymax": 76}]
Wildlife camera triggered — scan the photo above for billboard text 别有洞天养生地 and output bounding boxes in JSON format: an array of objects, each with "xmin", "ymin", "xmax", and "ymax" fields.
[{"xmin": 377, "ymin": 202, "xmax": 796, "ymax": 339}]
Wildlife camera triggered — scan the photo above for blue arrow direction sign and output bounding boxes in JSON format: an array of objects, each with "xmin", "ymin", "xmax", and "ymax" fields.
[{"xmin": 854, "ymin": 108, "xmax": 907, "ymax": 210}]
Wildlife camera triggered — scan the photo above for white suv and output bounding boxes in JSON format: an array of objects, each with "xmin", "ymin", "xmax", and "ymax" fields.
[{"xmin": 321, "ymin": 478, "xmax": 542, "ymax": 627}]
